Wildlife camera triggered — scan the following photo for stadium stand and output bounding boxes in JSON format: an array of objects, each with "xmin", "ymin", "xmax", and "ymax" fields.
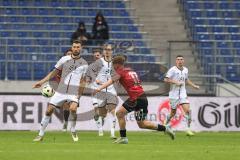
[
  {"xmin": 179, "ymin": 0, "xmax": 240, "ymax": 82},
  {"xmin": 0, "ymin": 0, "xmax": 159, "ymax": 81}
]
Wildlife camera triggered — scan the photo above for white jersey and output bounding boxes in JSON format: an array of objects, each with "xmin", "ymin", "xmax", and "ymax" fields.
[
  {"xmin": 55, "ymin": 55, "xmax": 88, "ymax": 95},
  {"xmin": 86, "ymin": 57, "xmax": 117, "ymax": 95},
  {"xmin": 165, "ymin": 66, "xmax": 188, "ymax": 99}
]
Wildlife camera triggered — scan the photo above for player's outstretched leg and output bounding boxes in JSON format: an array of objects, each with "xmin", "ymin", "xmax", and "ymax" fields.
[
  {"xmin": 114, "ymin": 107, "xmax": 128, "ymax": 144},
  {"xmin": 109, "ymin": 110, "xmax": 117, "ymax": 139},
  {"xmin": 69, "ymin": 102, "xmax": 78, "ymax": 142},
  {"xmin": 182, "ymin": 104, "xmax": 194, "ymax": 136},
  {"xmin": 96, "ymin": 116, "xmax": 104, "ymax": 136},
  {"xmin": 33, "ymin": 105, "xmax": 54, "ymax": 142},
  {"xmin": 185, "ymin": 112, "xmax": 194, "ymax": 136},
  {"xmin": 62, "ymin": 102, "xmax": 70, "ymax": 132},
  {"xmin": 137, "ymin": 120, "xmax": 175, "ymax": 140}
]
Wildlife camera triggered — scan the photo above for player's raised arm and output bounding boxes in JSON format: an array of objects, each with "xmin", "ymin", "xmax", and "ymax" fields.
[{"xmin": 32, "ymin": 69, "xmax": 59, "ymax": 88}]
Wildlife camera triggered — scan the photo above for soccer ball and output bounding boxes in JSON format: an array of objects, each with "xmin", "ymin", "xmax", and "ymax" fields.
[{"xmin": 41, "ymin": 85, "xmax": 55, "ymax": 97}]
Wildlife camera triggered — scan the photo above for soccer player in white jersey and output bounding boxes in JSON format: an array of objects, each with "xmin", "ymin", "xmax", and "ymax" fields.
[
  {"xmin": 86, "ymin": 44, "xmax": 118, "ymax": 139},
  {"xmin": 33, "ymin": 40, "xmax": 88, "ymax": 142},
  {"xmin": 164, "ymin": 55, "xmax": 200, "ymax": 136}
]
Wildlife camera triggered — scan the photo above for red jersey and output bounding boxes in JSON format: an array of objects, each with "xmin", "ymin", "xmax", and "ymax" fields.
[{"xmin": 112, "ymin": 67, "xmax": 144, "ymax": 101}]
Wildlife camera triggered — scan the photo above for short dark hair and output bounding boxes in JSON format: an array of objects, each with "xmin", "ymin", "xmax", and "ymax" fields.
[
  {"xmin": 64, "ymin": 48, "xmax": 72, "ymax": 55},
  {"xmin": 72, "ymin": 40, "xmax": 82, "ymax": 45},
  {"xmin": 176, "ymin": 55, "xmax": 183, "ymax": 58},
  {"xmin": 112, "ymin": 55, "xmax": 126, "ymax": 65},
  {"xmin": 93, "ymin": 48, "xmax": 102, "ymax": 54}
]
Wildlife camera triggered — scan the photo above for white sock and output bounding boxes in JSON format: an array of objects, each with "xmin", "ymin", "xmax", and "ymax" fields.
[
  {"xmin": 39, "ymin": 115, "xmax": 50, "ymax": 136},
  {"xmin": 109, "ymin": 114, "xmax": 116, "ymax": 136},
  {"xmin": 69, "ymin": 112, "xmax": 77, "ymax": 133},
  {"xmin": 96, "ymin": 116, "xmax": 103, "ymax": 131}
]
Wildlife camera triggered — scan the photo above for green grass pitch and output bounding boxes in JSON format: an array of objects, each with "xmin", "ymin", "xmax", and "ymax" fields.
[{"xmin": 0, "ymin": 131, "xmax": 240, "ymax": 160}]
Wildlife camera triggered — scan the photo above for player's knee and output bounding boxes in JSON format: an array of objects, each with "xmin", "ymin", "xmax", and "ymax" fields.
[
  {"xmin": 45, "ymin": 110, "xmax": 53, "ymax": 116},
  {"xmin": 116, "ymin": 111, "xmax": 124, "ymax": 119},
  {"xmin": 171, "ymin": 109, "xmax": 177, "ymax": 115},
  {"xmin": 137, "ymin": 122, "xmax": 146, "ymax": 129},
  {"xmin": 45, "ymin": 106, "xmax": 54, "ymax": 116},
  {"xmin": 69, "ymin": 107, "xmax": 77, "ymax": 113}
]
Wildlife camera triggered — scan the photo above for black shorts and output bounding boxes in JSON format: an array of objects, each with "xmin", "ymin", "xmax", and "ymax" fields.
[{"xmin": 122, "ymin": 93, "xmax": 148, "ymax": 121}]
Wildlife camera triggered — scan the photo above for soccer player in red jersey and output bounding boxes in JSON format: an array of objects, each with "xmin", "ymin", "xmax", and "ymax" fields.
[{"xmin": 94, "ymin": 55, "xmax": 175, "ymax": 144}]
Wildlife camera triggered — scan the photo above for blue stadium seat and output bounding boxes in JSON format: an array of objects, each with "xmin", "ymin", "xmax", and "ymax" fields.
[
  {"xmin": 206, "ymin": 11, "xmax": 218, "ymax": 17},
  {"xmin": 203, "ymin": 2, "xmax": 215, "ymax": 9},
  {"xmin": 17, "ymin": 32, "xmax": 27, "ymax": 37},
  {"xmin": 128, "ymin": 26, "xmax": 138, "ymax": 32},
  {"xmin": 0, "ymin": 54, "xmax": 6, "ymax": 60},
  {"xmin": 226, "ymin": 73, "xmax": 239, "ymax": 82},
  {"xmin": 103, "ymin": 10, "xmax": 114, "ymax": 16},
  {"xmin": 5, "ymin": 8, "xmax": 16, "ymax": 15},
  {"xmin": 224, "ymin": 19, "xmax": 237, "ymax": 25},
  {"xmin": 220, "ymin": 49, "xmax": 231, "ymax": 55},
  {"xmin": 7, "ymin": 39, "xmax": 16, "ymax": 45},
  {"xmin": 8, "ymin": 46, "xmax": 19, "ymax": 53},
  {"xmin": 26, "ymin": 47, "xmax": 36, "ymax": 53},
  {"xmin": 133, "ymin": 33, "xmax": 142, "ymax": 39},
  {"xmin": 2, "ymin": 1, "xmax": 13, "ymax": 6},
  {"xmin": 195, "ymin": 26, "xmax": 207, "ymax": 32},
  {"xmin": 223, "ymin": 57, "xmax": 234, "ymax": 63},
  {"xmin": 233, "ymin": 42, "xmax": 240, "ymax": 48},
  {"xmin": 34, "ymin": 0, "xmax": 45, "ymax": 6},
  {"xmin": 212, "ymin": 27, "xmax": 223, "ymax": 33},
  {"xmin": 215, "ymin": 34, "xmax": 226, "ymax": 40},
  {"xmin": 22, "ymin": 8, "xmax": 31, "ymax": 15},
  {"xmin": 50, "ymin": 1, "xmax": 61, "ymax": 7},
  {"xmin": 196, "ymin": 34, "xmax": 210, "ymax": 40},
  {"xmin": 111, "ymin": 25, "xmax": 121, "ymax": 31},
  {"xmin": 0, "ymin": 63, "xmax": 5, "ymax": 79},
  {"xmin": 219, "ymin": 2, "xmax": 229, "ymax": 9},
  {"xmin": 222, "ymin": 11, "xmax": 233, "ymax": 18},
  {"xmin": 46, "ymin": 54, "xmax": 57, "ymax": 61},
  {"xmin": 234, "ymin": 3, "xmax": 240, "ymax": 10},
  {"xmin": 20, "ymin": 39, "xmax": 31, "ymax": 45},
  {"xmin": 119, "ymin": 10, "xmax": 129, "ymax": 17},
  {"xmin": 18, "ymin": 71, "xmax": 31, "ymax": 80},
  {"xmin": 190, "ymin": 10, "xmax": 202, "ymax": 17},
  {"xmin": 33, "ymin": 32, "xmax": 44, "ymax": 37},
  {"xmin": 12, "ymin": 54, "xmax": 24, "ymax": 60},
  {"xmin": 83, "ymin": 1, "xmax": 92, "ymax": 7},
  {"xmin": 231, "ymin": 34, "xmax": 240, "ymax": 40},
  {"xmin": 55, "ymin": 9, "xmax": 65, "ymax": 15},
  {"xmin": 202, "ymin": 49, "xmax": 213, "ymax": 55},
  {"xmin": 209, "ymin": 19, "xmax": 221, "ymax": 25},
  {"xmin": 186, "ymin": 2, "xmax": 200, "ymax": 9},
  {"xmin": 226, "ymin": 65, "xmax": 237, "ymax": 73},
  {"xmin": 71, "ymin": 9, "xmax": 81, "ymax": 16},
  {"xmin": 127, "ymin": 55, "xmax": 141, "ymax": 62},
  {"xmin": 191, "ymin": 18, "xmax": 205, "ymax": 25},
  {"xmin": 217, "ymin": 42, "xmax": 229, "ymax": 48},
  {"xmin": 38, "ymin": 8, "xmax": 48, "ymax": 15},
  {"xmin": 1, "ymin": 31, "xmax": 10, "ymax": 37},
  {"xmin": 199, "ymin": 42, "xmax": 213, "ymax": 48},
  {"xmin": 228, "ymin": 27, "xmax": 239, "ymax": 33},
  {"xmin": 116, "ymin": 2, "xmax": 125, "ymax": 8}
]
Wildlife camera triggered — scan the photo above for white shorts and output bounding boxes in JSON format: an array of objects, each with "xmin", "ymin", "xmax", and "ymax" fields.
[
  {"xmin": 49, "ymin": 92, "xmax": 79, "ymax": 107},
  {"xmin": 92, "ymin": 91, "xmax": 118, "ymax": 108},
  {"xmin": 169, "ymin": 98, "xmax": 189, "ymax": 109}
]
